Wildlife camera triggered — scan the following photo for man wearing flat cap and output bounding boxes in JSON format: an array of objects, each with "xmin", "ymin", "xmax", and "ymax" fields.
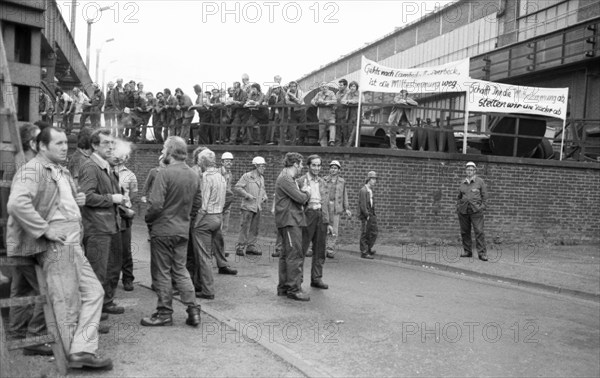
[
  {"xmin": 358, "ymin": 171, "xmax": 378, "ymax": 259},
  {"xmin": 457, "ymin": 162, "xmax": 488, "ymax": 261},
  {"xmin": 324, "ymin": 160, "xmax": 351, "ymax": 258}
]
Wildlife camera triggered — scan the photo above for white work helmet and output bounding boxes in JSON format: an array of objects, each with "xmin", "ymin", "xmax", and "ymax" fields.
[
  {"xmin": 466, "ymin": 161, "xmax": 477, "ymax": 168},
  {"xmin": 329, "ymin": 160, "xmax": 341, "ymax": 169},
  {"xmin": 252, "ymin": 156, "xmax": 266, "ymax": 165},
  {"xmin": 221, "ymin": 152, "xmax": 234, "ymax": 160}
]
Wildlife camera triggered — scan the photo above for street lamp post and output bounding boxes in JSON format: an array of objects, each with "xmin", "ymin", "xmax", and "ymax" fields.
[
  {"xmin": 85, "ymin": 6, "xmax": 111, "ymax": 68},
  {"xmin": 95, "ymin": 38, "xmax": 115, "ymax": 83}
]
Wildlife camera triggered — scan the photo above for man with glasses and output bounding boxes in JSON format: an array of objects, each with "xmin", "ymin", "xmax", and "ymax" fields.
[{"xmin": 79, "ymin": 129, "xmax": 126, "ymax": 316}]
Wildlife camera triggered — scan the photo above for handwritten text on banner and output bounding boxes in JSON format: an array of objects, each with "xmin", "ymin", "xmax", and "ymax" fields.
[
  {"xmin": 467, "ymin": 79, "xmax": 569, "ymax": 120},
  {"xmin": 359, "ymin": 56, "xmax": 471, "ymax": 94}
]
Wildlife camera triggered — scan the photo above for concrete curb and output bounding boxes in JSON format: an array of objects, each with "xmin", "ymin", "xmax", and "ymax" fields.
[
  {"xmin": 336, "ymin": 248, "xmax": 600, "ymax": 302},
  {"xmin": 139, "ymin": 284, "xmax": 333, "ymax": 378}
]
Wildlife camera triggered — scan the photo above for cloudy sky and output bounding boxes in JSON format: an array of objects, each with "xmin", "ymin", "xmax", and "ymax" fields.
[{"xmin": 59, "ymin": 0, "xmax": 451, "ymax": 93}]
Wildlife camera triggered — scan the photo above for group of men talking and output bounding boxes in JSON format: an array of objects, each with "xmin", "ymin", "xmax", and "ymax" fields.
[{"xmin": 4, "ymin": 117, "xmax": 489, "ymax": 372}]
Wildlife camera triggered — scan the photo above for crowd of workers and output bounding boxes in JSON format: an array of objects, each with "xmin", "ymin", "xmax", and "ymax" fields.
[
  {"xmin": 4, "ymin": 115, "xmax": 487, "ymax": 370},
  {"xmin": 39, "ymin": 73, "xmax": 422, "ymax": 150}
]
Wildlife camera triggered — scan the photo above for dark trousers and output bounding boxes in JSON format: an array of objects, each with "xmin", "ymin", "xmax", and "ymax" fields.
[
  {"xmin": 346, "ymin": 108, "xmax": 358, "ymax": 147},
  {"xmin": 458, "ymin": 211, "xmax": 487, "ymax": 256},
  {"xmin": 8, "ymin": 266, "xmax": 46, "ymax": 338},
  {"xmin": 191, "ymin": 214, "xmax": 224, "ymax": 296},
  {"xmin": 196, "ymin": 111, "xmax": 213, "ymax": 145},
  {"xmin": 289, "ymin": 109, "xmax": 307, "ymax": 145},
  {"xmin": 335, "ymin": 108, "xmax": 347, "ymax": 146},
  {"xmin": 150, "ymin": 235, "xmax": 197, "ymax": 315},
  {"xmin": 278, "ymin": 226, "xmax": 305, "ymax": 294},
  {"xmin": 84, "ymin": 233, "xmax": 122, "ymax": 306},
  {"xmin": 230, "ymin": 109, "xmax": 250, "ymax": 143},
  {"xmin": 153, "ymin": 118, "xmax": 165, "ymax": 144},
  {"xmin": 63, "ymin": 111, "xmax": 75, "ymax": 135},
  {"xmin": 80, "ymin": 109, "xmax": 91, "ymax": 128},
  {"xmin": 302, "ymin": 209, "xmax": 327, "ymax": 282},
  {"xmin": 360, "ymin": 215, "xmax": 378, "ymax": 254},
  {"xmin": 121, "ymin": 226, "xmax": 134, "ymax": 284}
]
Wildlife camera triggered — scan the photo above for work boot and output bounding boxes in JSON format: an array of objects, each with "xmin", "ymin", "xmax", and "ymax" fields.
[
  {"xmin": 123, "ymin": 281, "xmax": 134, "ymax": 291},
  {"xmin": 68, "ymin": 352, "xmax": 113, "ymax": 370},
  {"xmin": 218, "ymin": 266, "xmax": 238, "ymax": 275},
  {"xmin": 186, "ymin": 306, "xmax": 201, "ymax": 327},
  {"xmin": 236, "ymin": 245, "xmax": 245, "ymax": 256},
  {"xmin": 23, "ymin": 343, "xmax": 53, "ymax": 356},
  {"xmin": 310, "ymin": 280, "xmax": 329, "ymax": 290},
  {"xmin": 287, "ymin": 291, "xmax": 310, "ymax": 302},
  {"xmin": 102, "ymin": 302, "xmax": 124, "ymax": 314},
  {"xmin": 140, "ymin": 313, "xmax": 173, "ymax": 327}
]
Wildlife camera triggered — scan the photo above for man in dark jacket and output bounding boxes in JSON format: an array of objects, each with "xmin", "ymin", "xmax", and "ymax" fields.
[
  {"xmin": 79, "ymin": 128, "xmax": 125, "ymax": 315},
  {"xmin": 457, "ymin": 161, "xmax": 488, "ymax": 261},
  {"xmin": 275, "ymin": 152, "xmax": 311, "ymax": 301},
  {"xmin": 358, "ymin": 171, "xmax": 378, "ymax": 259},
  {"xmin": 142, "ymin": 136, "xmax": 201, "ymax": 327}
]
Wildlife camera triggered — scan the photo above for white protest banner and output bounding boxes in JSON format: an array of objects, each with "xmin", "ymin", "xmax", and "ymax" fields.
[
  {"xmin": 466, "ymin": 79, "xmax": 569, "ymax": 121},
  {"xmin": 359, "ymin": 56, "xmax": 471, "ymax": 94}
]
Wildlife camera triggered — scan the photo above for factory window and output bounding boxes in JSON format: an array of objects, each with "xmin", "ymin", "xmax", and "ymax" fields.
[
  {"xmin": 16, "ymin": 86, "xmax": 30, "ymax": 122},
  {"xmin": 517, "ymin": 0, "xmax": 577, "ymax": 41},
  {"xmin": 14, "ymin": 25, "xmax": 32, "ymax": 64}
]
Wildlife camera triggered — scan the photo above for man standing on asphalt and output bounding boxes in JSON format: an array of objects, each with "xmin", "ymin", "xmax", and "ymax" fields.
[
  {"xmin": 79, "ymin": 129, "xmax": 125, "ymax": 315},
  {"xmin": 7, "ymin": 127, "xmax": 113, "ymax": 370},
  {"xmin": 192, "ymin": 149, "xmax": 237, "ymax": 301},
  {"xmin": 358, "ymin": 171, "xmax": 378, "ymax": 259},
  {"xmin": 297, "ymin": 155, "xmax": 333, "ymax": 290},
  {"xmin": 111, "ymin": 141, "xmax": 138, "ymax": 292},
  {"xmin": 219, "ymin": 152, "xmax": 234, "ymax": 237},
  {"xmin": 142, "ymin": 136, "xmax": 201, "ymax": 327},
  {"xmin": 275, "ymin": 152, "xmax": 311, "ymax": 301},
  {"xmin": 457, "ymin": 162, "xmax": 489, "ymax": 261},
  {"xmin": 234, "ymin": 156, "xmax": 268, "ymax": 256},
  {"xmin": 323, "ymin": 160, "xmax": 352, "ymax": 259}
]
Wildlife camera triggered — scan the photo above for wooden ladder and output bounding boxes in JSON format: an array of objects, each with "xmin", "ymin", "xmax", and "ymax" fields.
[{"xmin": 0, "ymin": 24, "xmax": 68, "ymax": 377}]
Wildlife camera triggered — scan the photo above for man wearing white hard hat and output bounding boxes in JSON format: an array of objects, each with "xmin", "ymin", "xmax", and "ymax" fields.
[
  {"xmin": 457, "ymin": 162, "xmax": 489, "ymax": 261},
  {"xmin": 323, "ymin": 160, "xmax": 352, "ymax": 258},
  {"xmin": 234, "ymin": 156, "xmax": 268, "ymax": 255}
]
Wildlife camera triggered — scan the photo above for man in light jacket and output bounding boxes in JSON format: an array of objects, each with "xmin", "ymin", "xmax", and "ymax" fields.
[{"xmin": 234, "ymin": 156, "xmax": 268, "ymax": 256}]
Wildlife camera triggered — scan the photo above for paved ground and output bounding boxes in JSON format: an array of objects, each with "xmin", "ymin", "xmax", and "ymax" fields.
[{"xmin": 2, "ymin": 222, "xmax": 599, "ymax": 377}]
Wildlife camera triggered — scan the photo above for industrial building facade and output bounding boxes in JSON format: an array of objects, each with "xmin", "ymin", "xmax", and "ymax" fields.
[{"xmin": 296, "ymin": 0, "xmax": 600, "ymax": 159}]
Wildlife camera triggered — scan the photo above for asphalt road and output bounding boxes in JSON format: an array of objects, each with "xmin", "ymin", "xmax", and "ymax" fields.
[
  {"xmin": 130, "ymin": 224, "xmax": 600, "ymax": 377},
  {"xmin": 5, "ymin": 224, "xmax": 599, "ymax": 377}
]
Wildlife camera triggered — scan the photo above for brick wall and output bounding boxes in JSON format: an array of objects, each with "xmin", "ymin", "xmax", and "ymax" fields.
[{"xmin": 123, "ymin": 145, "xmax": 600, "ymax": 245}]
